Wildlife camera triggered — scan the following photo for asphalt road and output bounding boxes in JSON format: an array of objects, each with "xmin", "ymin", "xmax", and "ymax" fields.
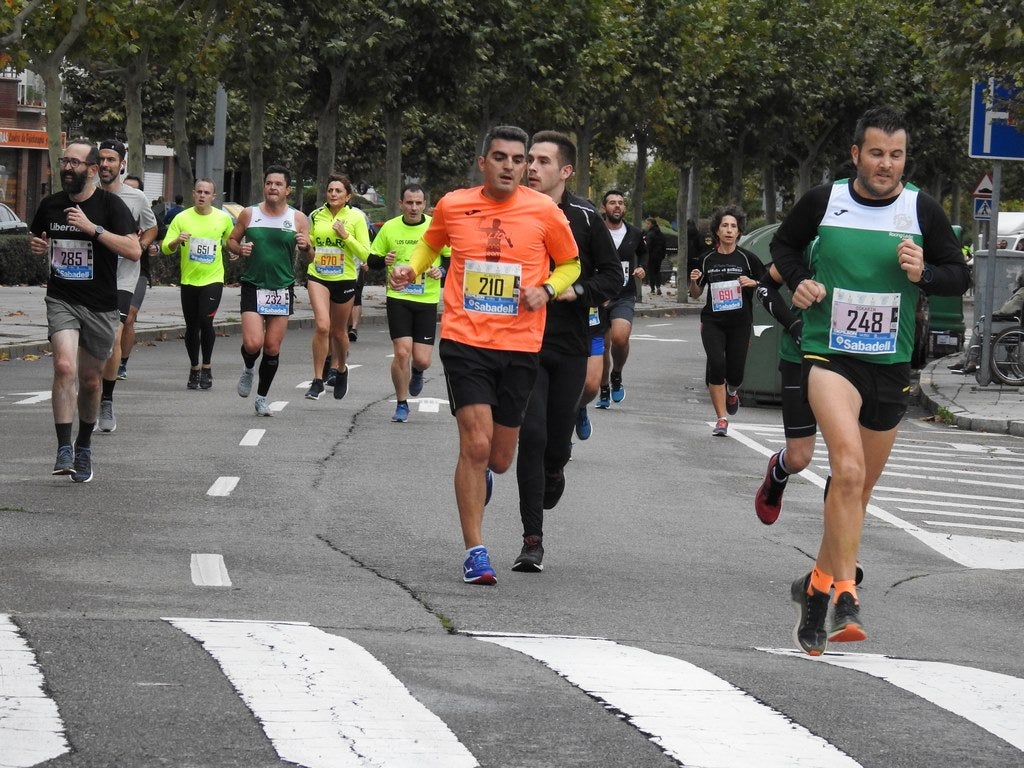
[{"xmin": 1, "ymin": 313, "xmax": 1022, "ymax": 768}]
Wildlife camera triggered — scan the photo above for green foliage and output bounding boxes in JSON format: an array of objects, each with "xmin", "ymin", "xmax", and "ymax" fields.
[{"xmin": 0, "ymin": 235, "xmax": 47, "ymax": 285}]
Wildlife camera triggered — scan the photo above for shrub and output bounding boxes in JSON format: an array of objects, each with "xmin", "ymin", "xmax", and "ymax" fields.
[{"xmin": 0, "ymin": 235, "xmax": 47, "ymax": 285}]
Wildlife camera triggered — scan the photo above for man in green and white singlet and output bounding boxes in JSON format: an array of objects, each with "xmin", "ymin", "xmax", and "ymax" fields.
[
  {"xmin": 226, "ymin": 165, "xmax": 310, "ymax": 417},
  {"xmin": 772, "ymin": 106, "xmax": 970, "ymax": 656}
]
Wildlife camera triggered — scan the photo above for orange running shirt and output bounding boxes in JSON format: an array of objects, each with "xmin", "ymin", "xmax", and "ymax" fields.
[{"xmin": 423, "ymin": 185, "xmax": 578, "ymax": 352}]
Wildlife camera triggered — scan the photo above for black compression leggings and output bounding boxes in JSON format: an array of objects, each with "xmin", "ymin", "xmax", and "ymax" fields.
[
  {"xmin": 180, "ymin": 283, "xmax": 224, "ymax": 366},
  {"xmin": 700, "ymin": 320, "xmax": 751, "ymax": 387}
]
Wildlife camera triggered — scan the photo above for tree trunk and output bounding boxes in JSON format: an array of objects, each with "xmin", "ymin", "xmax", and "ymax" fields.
[
  {"xmin": 676, "ymin": 165, "xmax": 689, "ymax": 304},
  {"xmin": 43, "ymin": 67, "xmax": 63, "ymax": 193},
  {"xmin": 632, "ymin": 132, "xmax": 648, "ymax": 225},
  {"xmin": 763, "ymin": 164, "xmax": 777, "ymax": 224},
  {"xmin": 730, "ymin": 140, "xmax": 744, "ymax": 205},
  {"xmin": 383, "ymin": 108, "xmax": 403, "ymax": 219},
  {"xmin": 248, "ymin": 88, "xmax": 267, "ymax": 203},
  {"xmin": 315, "ymin": 64, "xmax": 347, "ymax": 206},
  {"xmin": 172, "ymin": 81, "xmax": 195, "ymax": 205},
  {"xmin": 575, "ymin": 116, "xmax": 594, "ymax": 201},
  {"xmin": 688, "ymin": 164, "xmax": 700, "ymax": 222},
  {"xmin": 124, "ymin": 52, "xmax": 148, "ymax": 176}
]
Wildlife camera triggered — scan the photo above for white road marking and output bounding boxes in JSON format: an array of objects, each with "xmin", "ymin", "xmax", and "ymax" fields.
[
  {"xmin": 167, "ymin": 618, "xmax": 478, "ymax": 768},
  {"xmin": 629, "ymin": 334, "xmax": 685, "ymax": 343},
  {"xmin": 190, "ymin": 554, "xmax": 232, "ymax": 586},
  {"xmin": 269, "ymin": 401, "xmax": 286, "ymax": 413},
  {"xmin": 761, "ymin": 649, "xmax": 1024, "ymax": 752},
  {"xmin": 753, "ymin": 323, "xmax": 774, "ymax": 337},
  {"xmin": 926, "ymin": 519, "xmax": 1024, "ymax": 534},
  {"xmin": 0, "ymin": 614, "xmax": 70, "ymax": 767},
  {"xmin": 416, "ymin": 397, "xmax": 447, "ymax": 413},
  {"xmin": 727, "ymin": 426, "xmax": 1024, "ymax": 569},
  {"xmin": 239, "ymin": 429, "xmax": 265, "ymax": 446},
  {"xmin": 11, "ymin": 391, "xmax": 51, "ymax": 405},
  {"xmin": 207, "ymin": 476, "xmax": 239, "ymax": 496},
  {"xmin": 473, "ymin": 632, "xmax": 860, "ymax": 768},
  {"xmin": 899, "ymin": 507, "xmax": 1024, "ymax": 523}
]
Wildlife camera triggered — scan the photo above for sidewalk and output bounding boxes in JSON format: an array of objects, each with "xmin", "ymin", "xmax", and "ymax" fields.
[{"xmin": 2, "ymin": 283, "xmax": 1021, "ymax": 436}]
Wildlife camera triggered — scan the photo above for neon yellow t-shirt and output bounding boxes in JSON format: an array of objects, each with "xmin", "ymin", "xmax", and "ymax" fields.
[{"xmin": 162, "ymin": 206, "xmax": 234, "ymax": 286}]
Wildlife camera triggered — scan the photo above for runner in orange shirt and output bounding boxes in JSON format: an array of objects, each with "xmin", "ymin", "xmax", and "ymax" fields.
[{"xmin": 389, "ymin": 125, "xmax": 580, "ymax": 585}]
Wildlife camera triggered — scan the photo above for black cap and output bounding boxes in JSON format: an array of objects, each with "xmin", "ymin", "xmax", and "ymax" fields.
[{"xmin": 99, "ymin": 139, "xmax": 126, "ymax": 159}]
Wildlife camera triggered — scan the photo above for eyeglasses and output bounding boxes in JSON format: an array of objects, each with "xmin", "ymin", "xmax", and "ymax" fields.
[{"xmin": 57, "ymin": 157, "xmax": 91, "ymax": 169}]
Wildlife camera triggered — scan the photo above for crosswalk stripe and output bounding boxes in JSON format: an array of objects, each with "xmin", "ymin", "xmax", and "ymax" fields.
[
  {"xmin": 472, "ymin": 632, "xmax": 860, "ymax": 767},
  {"xmin": 0, "ymin": 614, "xmax": 69, "ymax": 767},
  {"xmin": 167, "ymin": 618, "xmax": 478, "ymax": 768},
  {"xmin": 761, "ymin": 649, "xmax": 1024, "ymax": 751},
  {"xmin": 206, "ymin": 476, "xmax": 239, "ymax": 496},
  {"xmin": 189, "ymin": 554, "xmax": 232, "ymax": 586}
]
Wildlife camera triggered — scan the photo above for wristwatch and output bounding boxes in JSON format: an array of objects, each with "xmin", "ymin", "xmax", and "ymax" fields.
[
  {"xmin": 573, "ymin": 283, "xmax": 585, "ymax": 298},
  {"xmin": 544, "ymin": 283, "xmax": 556, "ymax": 301},
  {"xmin": 94, "ymin": 226, "xmax": 105, "ymax": 237}
]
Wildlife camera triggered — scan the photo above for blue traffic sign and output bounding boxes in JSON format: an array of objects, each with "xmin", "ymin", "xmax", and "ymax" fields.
[
  {"xmin": 974, "ymin": 198, "xmax": 992, "ymax": 220},
  {"xmin": 969, "ymin": 79, "xmax": 1024, "ymax": 160}
]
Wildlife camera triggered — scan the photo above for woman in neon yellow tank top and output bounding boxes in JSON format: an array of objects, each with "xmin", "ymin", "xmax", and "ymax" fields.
[{"xmin": 304, "ymin": 174, "xmax": 371, "ymax": 400}]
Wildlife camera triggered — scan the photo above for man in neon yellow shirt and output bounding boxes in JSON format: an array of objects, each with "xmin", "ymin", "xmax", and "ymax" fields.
[
  {"xmin": 368, "ymin": 183, "xmax": 450, "ymax": 422},
  {"xmin": 162, "ymin": 178, "xmax": 233, "ymax": 390}
]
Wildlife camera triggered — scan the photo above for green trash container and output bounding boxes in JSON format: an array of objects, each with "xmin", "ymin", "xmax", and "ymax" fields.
[
  {"xmin": 739, "ymin": 299, "xmax": 784, "ymax": 405},
  {"xmin": 927, "ymin": 294, "xmax": 965, "ymax": 356}
]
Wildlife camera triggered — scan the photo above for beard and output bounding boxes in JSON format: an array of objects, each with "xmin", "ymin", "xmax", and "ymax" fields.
[{"xmin": 62, "ymin": 168, "xmax": 88, "ymax": 195}]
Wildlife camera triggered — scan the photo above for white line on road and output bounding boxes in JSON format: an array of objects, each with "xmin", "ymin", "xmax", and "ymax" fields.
[
  {"xmin": 167, "ymin": 618, "xmax": 478, "ymax": 768},
  {"xmin": 239, "ymin": 429, "xmax": 265, "ymax": 446},
  {"xmin": 729, "ymin": 426, "xmax": 1024, "ymax": 569},
  {"xmin": 761, "ymin": 649, "xmax": 1024, "ymax": 752},
  {"xmin": 11, "ymin": 390, "xmax": 51, "ymax": 405},
  {"xmin": 473, "ymin": 632, "xmax": 860, "ymax": 768},
  {"xmin": 416, "ymin": 397, "xmax": 446, "ymax": 413},
  {"xmin": 269, "ymin": 400, "xmax": 287, "ymax": 413},
  {"xmin": 207, "ymin": 476, "xmax": 239, "ymax": 496},
  {"xmin": 895, "ymin": 507, "xmax": 1023, "ymax": 523},
  {"xmin": 190, "ymin": 554, "xmax": 232, "ymax": 586},
  {"xmin": 925, "ymin": 519, "xmax": 1024, "ymax": 534},
  {"xmin": 0, "ymin": 614, "xmax": 69, "ymax": 767}
]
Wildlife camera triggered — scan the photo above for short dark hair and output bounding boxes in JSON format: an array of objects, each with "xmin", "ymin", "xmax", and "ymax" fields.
[
  {"xmin": 400, "ymin": 183, "xmax": 425, "ymax": 199},
  {"xmin": 530, "ymin": 130, "xmax": 576, "ymax": 169},
  {"xmin": 125, "ymin": 174, "xmax": 143, "ymax": 189},
  {"xmin": 603, "ymin": 189, "xmax": 624, "ymax": 205},
  {"xmin": 853, "ymin": 106, "xmax": 908, "ymax": 149},
  {"xmin": 67, "ymin": 138, "xmax": 100, "ymax": 165},
  {"xmin": 174, "ymin": 194, "xmax": 184, "ymax": 204},
  {"xmin": 194, "ymin": 177, "xmax": 216, "ymax": 191},
  {"xmin": 265, "ymin": 164, "xmax": 292, "ymax": 186},
  {"xmin": 481, "ymin": 125, "xmax": 528, "ymax": 156},
  {"xmin": 710, "ymin": 204, "xmax": 746, "ymax": 240}
]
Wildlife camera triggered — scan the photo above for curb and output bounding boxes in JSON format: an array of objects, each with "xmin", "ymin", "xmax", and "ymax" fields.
[{"xmin": 917, "ymin": 358, "xmax": 1024, "ymax": 437}]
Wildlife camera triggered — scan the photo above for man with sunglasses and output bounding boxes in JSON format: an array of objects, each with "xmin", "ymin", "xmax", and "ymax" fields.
[{"xmin": 29, "ymin": 139, "xmax": 141, "ymax": 483}]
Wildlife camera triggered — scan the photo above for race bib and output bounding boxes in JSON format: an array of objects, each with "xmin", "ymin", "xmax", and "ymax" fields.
[
  {"xmin": 401, "ymin": 274, "xmax": 426, "ymax": 296},
  {"xmin": 828, "ymin": 287, "xmax": 900, "ymax": 354},
  {"xmin": 710, "ymin": 279, "xmax": 742, "ymax": 312},
  {"xmin": 588, "ymin": 306, "xmax": 600, "ymax": 327},
  {"xmin": 256, "ymin": 287, "xmax": 290, "ymax": 316},
  {"xmin": 51, "ymin": 238, "xmax": 94, "ymax": 280},
  {"xmin": 620, "ymin": 260, "xmax": 631, "ymax": 286},
  {"xmin": 313, "ymin": 246, "xmax": 344, "ymax": 276},
  {"xmin": 188, "ymin": 237, "xmax": 217, "ymax": 264},
  {"xmin": 463, "ymin": 259, "xmax": 521, "ymax": 316}
]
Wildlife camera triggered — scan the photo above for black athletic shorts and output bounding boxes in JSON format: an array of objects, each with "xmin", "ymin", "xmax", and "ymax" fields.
[
  {"xmin": 387, "ymin": 297, "xmax": 438, "ymax": 345},
  {"xmin": 803, "ymin": 354, "xmax": 910, "ymax": 432},
  {"xmin": 306, "ymin": 274, "xmax": 357, "ymax": 304},
  {"xmin": 240, "ymin": 281, "xmax": 295, "ymax": 316},
  {"xmin": 780, "ymin": 358, "xmax": 816, "ymax": 439},
  {"xmin": 439, "ymin": 338, "xmax": 539, "ymax": 427},
  {"xmin": 116, "ymin": 289, "xmax": 133, "ymax": 322}
]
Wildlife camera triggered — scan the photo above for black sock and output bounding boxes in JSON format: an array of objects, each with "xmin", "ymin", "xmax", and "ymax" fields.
[
  {"xmin": 257, "ymin": 354, "xmax": 279, "ymax": 397},
  {"xmin": 775, "ymin": 449, "xmax": 792, "ymax": 481},
  {"xmin": 75, "ymin": 420, "xmax": 94, "ymax": 448},
  {"xmin": 241, "ymin": 345, "xmax": 259, "ymax": 370},
  {"xmin": 101, "ymin": 379, "xmax": 116, "ymax": 399},
  {"xmin": 56, "ymin": 422, "xmax": 73, "ymax": 446},
  {"xmin": 120, "ymin": 357, "xmax": 129, "ymax": 366}
]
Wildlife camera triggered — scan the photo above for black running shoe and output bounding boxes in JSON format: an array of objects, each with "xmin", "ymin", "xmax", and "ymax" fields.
[
  {"xmin": 511, "ymin": 535, "xmax": 544, "ymax": 572},
  {"xmin": 199, "ymin": 368, "xmax": 213, "ymax": 390},
  {"xmin": 829, "ymin": 591, "xmax": 867, "ymax": 643},
  {"xmin": 543, "ymin": 469, "xmax": 565, "ymax": 510},
  {"xmin": 53, "ymin": 444, "xmax": 74, "ymax": 475},
  {"xmin": 333, "ymin": 367, "xmax": 348, "ymax": 399},
  {"xmin": 71, "ymin": 446, "xmax": 93, "ymax": 483},
  {"xmin": 791, "ymin": 573, "xmax": 830, "ymax": 656},
  {"xmin": 187, "ymin": 369, "xmax": 200, "ymax": 390}
]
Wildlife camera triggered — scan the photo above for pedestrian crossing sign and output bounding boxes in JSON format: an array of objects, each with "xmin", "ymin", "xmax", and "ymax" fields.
[{"xmin": 974, "ymin": 198, "xmax": 993, "ymax": 220}]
